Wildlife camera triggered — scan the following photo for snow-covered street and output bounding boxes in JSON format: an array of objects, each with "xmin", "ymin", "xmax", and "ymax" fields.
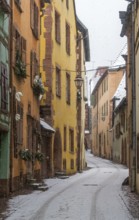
[{"xmin": 2, "ymin": 150, "xmax": 132, "ymax": 220}]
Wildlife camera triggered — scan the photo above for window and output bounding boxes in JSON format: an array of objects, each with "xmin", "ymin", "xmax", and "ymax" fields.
[
  {"xmin": 30, "ymin": 0, "xmax": 39, "ymax": 39},
  {"xmin": 66, "ymin": 73, "xmax": 70, "ymax": 104},
  {"xmin": 13, "ymin": 27, "xmax": 26, "ymax": 69},
  {"xmin": 16, "ymin": 102, "xmax": 23, "ymax": 145},
  {"xmin": 0, "ymin": 133, "xmax": 2, "ymax": 159},
  {"xmin": 69, "ymin": 129, "xmax": 74, "ymax": 152},
  {"xmin": 63, "ymin": 159, "xmax": 66, "ymax": 170},
  {"xmin": 55, "ymin": 10, "xmax": 61, "ymax": 44},
  {"xmin": 1, "ymin": 63, "xmax": 8, "ymax": 112},
  {"xmin": 70, "ymin": 159, "xmax": 74, "ymax": 169},
  {"xmin": 30, "ymin": 51, "xmax": 38, "ymax": 86},
  {"xmin": 21, "ymin": 37, "xmax": 26, "ymax": 64},
  {"xmin": 64, "ymin": 126, "xmax": 67, "ymax": 151},
  {"xmin": 121, "ymin": 112, "xmax": 125, "ymax": 132},
  {"xmin": 66, "ymin": 22, "xmax": 70, "ymax": 54},
  {"xmin": 27, "ymin": 116, "xmax": 33, "ymax": 151},
  {"xmin": 66, "ymin": 0, "xmax": 69, "ymax": 9},
  {"xmin": 106, "ymin": 101, "xmax": 108, "ymax": 116},
  {"xmin": 137, "ymin": 134, "xmax": 139, "ymax": 172},
  {"xmin": 13, "ymin": 28, "xmax": 20, "ymax": 65},
  {"xmin": 56, "ymin": 66, "xmax": 61, "ymax": 97},
  {"xmin": 115, "ymin": 123, "xmax": 120, "ymax": 139}
]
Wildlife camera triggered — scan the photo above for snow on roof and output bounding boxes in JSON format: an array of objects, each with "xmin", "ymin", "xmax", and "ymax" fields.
[
  {"xmin": 91, "ymin": 67, "xmax": 108, "ymax": 93},
  {"xmin": 113, "ymin": 73, "xmax": 126, "ymax": 108}
]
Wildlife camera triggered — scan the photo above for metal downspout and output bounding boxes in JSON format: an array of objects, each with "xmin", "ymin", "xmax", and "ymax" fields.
[
  {"xmin": 131, "ymin": 0, "xmax": 136, "ymax": 192},
  {"xmin": 9, "ymin": 0, "xmax": 13, "ymax": 192}
]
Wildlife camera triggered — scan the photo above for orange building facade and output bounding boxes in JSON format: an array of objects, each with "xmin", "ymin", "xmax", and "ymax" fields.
[{"xmin": 10, "ymin": 0, "xmax": 45, "ymax": 192}]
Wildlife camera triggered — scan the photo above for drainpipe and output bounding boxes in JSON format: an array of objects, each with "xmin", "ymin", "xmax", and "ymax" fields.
[
  {"xmin": 131, "ymin": 0, "xmax": 136, "ymax": 192},
  {"xmin": 9, "ymin": 0, "xmax": 13, "ymax": 192}
]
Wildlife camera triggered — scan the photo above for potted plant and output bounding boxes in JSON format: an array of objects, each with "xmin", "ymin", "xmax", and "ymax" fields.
[
  {"xmin": 14, "ymin": 50, "xmax": 26, "ymax": 78},
  {"xmin": 33, "ymin": 75, "xmax": 45, "ymax": 96}
]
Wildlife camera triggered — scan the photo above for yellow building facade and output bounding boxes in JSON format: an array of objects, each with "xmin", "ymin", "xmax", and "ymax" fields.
[{"xmin": 40, "ymin": 0, "xmax": 79, "ymax": 175}]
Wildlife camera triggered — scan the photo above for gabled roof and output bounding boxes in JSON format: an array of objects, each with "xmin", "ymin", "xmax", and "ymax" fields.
[
  {"xmin": 92, "ymin": 65, "xmax": 126, "ymax": 95},
  {"xmin": 76, "ymin": 17, "xmax": 90, "ymax": 62}
]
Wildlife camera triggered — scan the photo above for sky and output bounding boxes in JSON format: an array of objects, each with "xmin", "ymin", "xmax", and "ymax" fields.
[{"xmin": 75, "ymin": 0, "xmax": 128, "ymax": 71}]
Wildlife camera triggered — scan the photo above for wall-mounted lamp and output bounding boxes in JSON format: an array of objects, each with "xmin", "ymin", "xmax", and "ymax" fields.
[
  {"xmin": 74, "ymin": 75, "xmax": 83, "ymax": 90},
  {"xmin": 75, "ymin": 75, "xmax": 84, "ymax": 101}
]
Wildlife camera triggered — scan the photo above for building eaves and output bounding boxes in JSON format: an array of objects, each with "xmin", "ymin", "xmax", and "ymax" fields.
[
  {"xmin": 92, "ymin": 65, "xmax": 125, "ymax": 95},
  {"xmin": 92, "ymin": 69, "xmax": 108, "ymax": 95},
  {"xmin": 119, "ymin": 3, "xmax": 132, "ymax": 37},
  {"xmin": 76, "ymin": 17, "xmax": 90, "ymax": 62}
]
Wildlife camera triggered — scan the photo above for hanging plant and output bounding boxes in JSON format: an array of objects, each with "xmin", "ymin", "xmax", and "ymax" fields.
[
  {"xmin": 35, "ymin": 151, "xmax": 45, "ymax": 162},
  {"xmin": 33, "ymin": 75, "xmax": 45, "ymax": 96},
  {"xmin": 14, "ymin": 50, "xmax": 26, "ymax": 78},
  {"xmin": 19, "ymin": 149, "xmax": 32, "ymax": 161}
]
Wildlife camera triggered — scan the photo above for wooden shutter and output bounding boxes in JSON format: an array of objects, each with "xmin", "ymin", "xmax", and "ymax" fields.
[
  {"xmin": 30, "ymin": 0, "xmax": 34, "ymax": 30},
  {"xmin": 27, "ymin": 116, "xmax": 33, "ymax": 150},
  {"xmin": 66, "ymin": 23, "xmax": 70, "ymax": 54},
  {"xmin": 12, "ymin": 26, "xmax": 16, "ymax": 66},
  {"xmin": 1, "ymin": 63, "xmax": 8, "ymax": 111},
  {"xmin": 16, "ymin": 103, "xmax": 23, "ymax": 144},
  {"xmin": 30, "ymin": 50, "xmax": 34, "ymax": 86},
  {"xmin": 13, "ymin": 87, "xmax": 18, "ymax": 158},
  {"xmin": 21, "ymin": 37, "xmax": 26, "ymax": 64},
  {"xmin": 35, "ymin": 5, "xmax": 39, "ymax": 38}
]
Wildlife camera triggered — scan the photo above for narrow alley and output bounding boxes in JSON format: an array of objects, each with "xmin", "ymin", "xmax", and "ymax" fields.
[{"xmin": 1, "ymin": 150, "xmax": 138, "ymax": 220}]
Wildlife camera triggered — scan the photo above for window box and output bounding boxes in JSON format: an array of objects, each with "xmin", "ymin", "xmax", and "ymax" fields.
[
  {"xmin": 35, "ymin": 151, "xmax": 45, "ymax": 162},
  {"xmin": 19, "ymin": 149, "xmax": 32, "ymax": 161},
  {"xmin": 33, "ymin": 75, "xmax": 45, "ymax": 96}
]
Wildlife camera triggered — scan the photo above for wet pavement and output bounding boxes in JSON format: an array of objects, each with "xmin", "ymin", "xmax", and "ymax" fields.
[{"xmin": 1, "ymin": 152, "xmax": 139, "ymax": 219}]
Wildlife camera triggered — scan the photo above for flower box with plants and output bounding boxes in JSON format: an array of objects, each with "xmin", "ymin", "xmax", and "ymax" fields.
[
  {"xmin": 14, "ymin": 50, "xmax": 26, "ymax": 78},
  {"xmin": 33, "ymin": 75, "xmax": 45, "ymax": 96},
  {"xmin": 19, "ymin": 149, "xmax": 32, "ymax": 161},
  {"xmin": 35, "ymin": 151, "xmax": 45, "ymax": 162}
]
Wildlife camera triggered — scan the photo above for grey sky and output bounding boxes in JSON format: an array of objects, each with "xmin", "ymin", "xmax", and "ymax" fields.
[{"xmin": 75, "ymin": 0, "xmax": 128, "ymax": 69}]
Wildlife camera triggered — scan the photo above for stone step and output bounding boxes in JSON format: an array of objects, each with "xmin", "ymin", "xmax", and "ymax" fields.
[
  {"xmin": 57, "ymin": 176, "xmax": 69, "ymax": 179},
  {"xmin": 29, "ymin": 182, "xmax": 49, "ymax": 191},
  {"xmin": 38, "ymin": 185, "xmax": 49, "ymax": 191},
  {"xmin": 55, "ymin": 171, "xmax": 66, "ymax": 176},
  {"xmin": 30, "ymin": 183, "xmax": 42, "ymax": 190},
  {"xmin": 27, "ymin": 178, "xmax": 37, "ymax": 183}
]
